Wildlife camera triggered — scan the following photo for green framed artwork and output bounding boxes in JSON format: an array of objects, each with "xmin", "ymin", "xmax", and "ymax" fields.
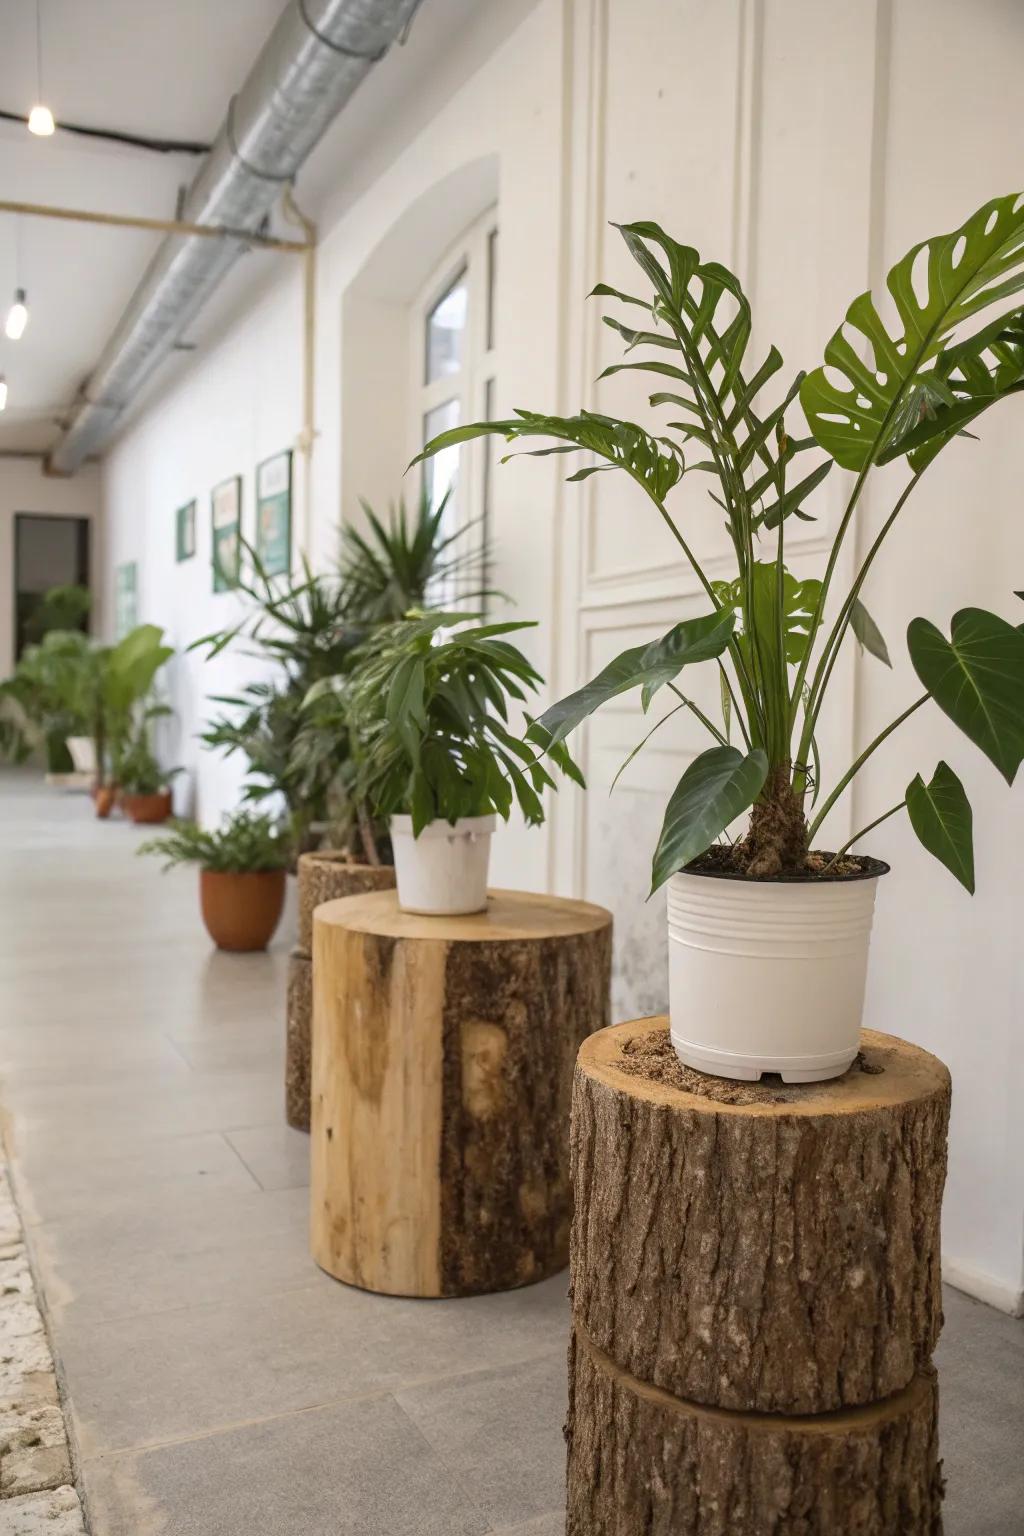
[
  {"xmin": 175, "ymin": 499, "xmax": 196, "ymax": 563},
  {"xmin": 114, "ymin": 561, "xmax": 138, "ymax": 638},
  {"xmin": 255, "ymin": 450, "xmax": 292, "ymax": 576},
  {"xmin": 211, "ymin": 476, "xmax": 242, "ymax": 593}
]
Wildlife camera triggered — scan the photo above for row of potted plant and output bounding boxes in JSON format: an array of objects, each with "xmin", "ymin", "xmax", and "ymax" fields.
[{"xmin": 1, "ymin": 616, "xmax": 179, "ymax": 823}]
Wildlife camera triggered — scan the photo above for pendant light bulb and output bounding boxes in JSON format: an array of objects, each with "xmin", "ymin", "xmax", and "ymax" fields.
[
  {"xmin": 5, "ymin": 290, "xmax": 29, "ymax": 341},
  {"xmin": 0, "ymin": 377, "xmax": 7, "ymax": 412},
  {"xmin": 27, "ymin": 104, "xmax": 55, "ymax": 137}
]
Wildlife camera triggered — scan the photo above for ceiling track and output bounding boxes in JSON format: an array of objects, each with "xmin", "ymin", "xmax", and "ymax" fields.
[{"xmin": 46, "ymin": 0, "xmax": 426, "ymax": 476}]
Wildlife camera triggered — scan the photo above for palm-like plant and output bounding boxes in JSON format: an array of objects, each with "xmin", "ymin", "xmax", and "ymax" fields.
[
  {"xmin": 415, "ymin": 194, "xmax": 1024, "ymax": 893},
  {"xmin": 195, "ymin": 497, "xmax": 492, "ymax": 857},
  {"xmin": 339, "ymin": 489, "xmax": 492, "ymax": 621}
]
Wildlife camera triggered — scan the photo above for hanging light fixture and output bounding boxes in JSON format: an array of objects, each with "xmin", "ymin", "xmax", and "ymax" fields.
[
  {"xmin": 5, "ymin": 289, "xmax": 29, "ymax": 340},
  {"xmin": 27, "ymin": 1, "xmax": 55, "ymax": 137},
  {"xmin": 0, "ymin": 377, "xmax": 8, "ymax": 412}
]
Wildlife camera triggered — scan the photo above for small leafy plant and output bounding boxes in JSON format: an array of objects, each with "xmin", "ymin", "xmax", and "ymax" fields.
[
  {"xmin": 137, "ymin": 810, "xmax": 289, "ymax": 873},
  {"xmin": 193, "ymin": 494, "xmax": 491, "ymax": 857},
  {"xmin": 416, "ymin": 193, "xmax": 1024, "ymax": 893},
  {"xmin": 317, "ymin": 611, "xmax": 582, "ymax": 837}
]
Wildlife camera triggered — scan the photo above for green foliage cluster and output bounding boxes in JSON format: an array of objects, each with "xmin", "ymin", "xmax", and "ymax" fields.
[
  {"xmin": 137, "ymin": 810, "xmax": 289, "ymax": 874},
  {"xmin": 316, "ymin": 610, "xmax": 581, "ymax": 837},
  {"xmin": 1, "ymin": 621, "xmax": 174, "ymax": 787},
  {"xmin": 416, "ymin": 193, "xmax": 1024, "ymax": 893},
  {"xmin": 194, "ymin": 491, "xmax": 490, "ymax": 859}
]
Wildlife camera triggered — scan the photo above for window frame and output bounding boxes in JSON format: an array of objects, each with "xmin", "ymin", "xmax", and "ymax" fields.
[{"xmin": 410, "ymin": 206, "xmax": 498, "ymax": 604}]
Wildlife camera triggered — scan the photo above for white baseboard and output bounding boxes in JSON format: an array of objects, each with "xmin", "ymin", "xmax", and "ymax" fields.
[{"xmin": 943, "ymin": 1256, "xmax": 1024, "ymax": 1317}]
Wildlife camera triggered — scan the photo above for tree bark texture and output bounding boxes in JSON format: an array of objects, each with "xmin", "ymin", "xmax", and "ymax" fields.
[
  {"xmin": 296, "ymin": 850, "xmax": 395, "ymax": 953},
  {"xmin": 285, "ymin": 948, "xmax": 313, "ymax": 1131},
  {"xmin": 285, "ymin": 853, "xmax": 396, "ymax": 1130},
  {"xmin": 310, "ymin": 889, "xmax": 612, "ymax": 1297},
  {"xmin": 566, "ymin": 1326, "xmax": 944, "ymax": 1536},
  {"xmin": 571, "ymin": 1020, "xmax": 950, "ymax": 1415},
  {"xmin": 566, "ymin": 1019, "xmax": 950, "ymax": 1535}
]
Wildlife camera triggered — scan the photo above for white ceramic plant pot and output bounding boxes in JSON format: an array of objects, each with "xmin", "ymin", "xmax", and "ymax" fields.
[
  {"xmin": 66, "ymin": 737, "xmax": 96, "ymax": 775},
  {"xmin": 666, "ymin": 859, "xmax": 888, "ymax": 1083},
  {"xmin": 390, "ymin": 814, "xmax": 495, "ymax": 916}
]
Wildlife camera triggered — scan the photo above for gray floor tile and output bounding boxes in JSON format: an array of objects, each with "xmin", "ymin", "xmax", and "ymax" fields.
[
  {"xmin": 397, "ymin": 1351, "xmax": 567, "ymax": 1531},
  {"xmin": 10, "ymin": 1131, "xmax": 260, "ymax": 1227},
  {"xmin": 57, "ymin": 1273, "xmax": 570, "ymax": 1455},
  {"xmin": 225, "ymin": 1123, "xmax": 311, "ymax": 1190},
  {"xmin": 493, "ymin": 1518, "xmax": 564, "ymax": 1536},
  {"xmin": 30, "ymin": 1183, "xmax": 313, "ymax": 1327},
  {"xmin": 84, "ymin": 1394, "xmax": 489, "ymax": 1536}
]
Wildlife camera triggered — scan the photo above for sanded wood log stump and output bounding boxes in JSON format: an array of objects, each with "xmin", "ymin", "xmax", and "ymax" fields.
[
  {"xmin": 566, "ymin": 1018, "xmax": 951, "ymax": 1535},
  {"xmin": 311, "ymin": 888, "xmax": 612, "ymax": 1298},
  {"xmin": 285, "ymin": 853, "xmax": 396, "ymax": 1130}
]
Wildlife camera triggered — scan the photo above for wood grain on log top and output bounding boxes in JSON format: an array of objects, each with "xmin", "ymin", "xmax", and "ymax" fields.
[{"xmin": 312, "ymin": 888, "xmax": 611, "ymax": 943}]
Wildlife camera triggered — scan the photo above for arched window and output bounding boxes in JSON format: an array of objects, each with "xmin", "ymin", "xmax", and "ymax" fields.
[{"xmin": 412, "ymin": 207, "xmax": 498, "ymax": 603}]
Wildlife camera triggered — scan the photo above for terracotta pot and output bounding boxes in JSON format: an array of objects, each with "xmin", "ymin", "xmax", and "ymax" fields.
[
  {"xmin": 121, "ymin": 789, "xmax": 173, "ymax": 825},
  {"xmin": 94, "ymin": 785, "xmax": 116, "ymax": 819},
  {"xmin": 199, "ymin": 869, "xmax": 286, "ymax": 952}
]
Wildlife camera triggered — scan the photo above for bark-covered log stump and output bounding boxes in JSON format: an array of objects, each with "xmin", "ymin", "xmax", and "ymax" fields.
[
  {"xmin": 296, "ymin": 850, "xmax": 396, "ymax": 954},
  {"xmin": 566, "ymin": 1018, "xmax": 951, "ymax": 1536},
  {"xmin": 310, "ymin": 888, "xmax": 612, "ymax": 1297},
  {"xmin": 285, "ymin": 853, "xmax": 396, "ymax": 1131},
  {"xmin": 285, "ymin": 948, "xmax": 313, "ymax": 1131}
]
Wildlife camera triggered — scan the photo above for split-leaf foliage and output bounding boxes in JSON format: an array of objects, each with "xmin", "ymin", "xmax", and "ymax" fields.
[{"xmin": 414, "ymin": 195, "xmax": 1024, "ymax": 892}]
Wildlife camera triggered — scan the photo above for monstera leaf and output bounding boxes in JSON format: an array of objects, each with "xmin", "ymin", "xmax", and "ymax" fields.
[
  {"xmin": 802, "ymin": 193, "xmax": 1024, "ymax": 471},
  {"xmin": 906, "ymin": 762, "xmax": 975, "ymax": 894},
  {"xmin": 908, "ymin": 608, "xmax": 1024, "ymax": 784},
  {"xmin": 651, "ymin": 745, "xmax": 768, "ymax": 893},
  {"xmin": 530, "ymin": 610, "xmax": 736, "ymax": 748}
]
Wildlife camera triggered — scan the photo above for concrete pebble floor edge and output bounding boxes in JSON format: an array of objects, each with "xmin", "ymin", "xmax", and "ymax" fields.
[{"xmin": 0, "ymin": 1161, "xmax": 85, "ymax": 1535}]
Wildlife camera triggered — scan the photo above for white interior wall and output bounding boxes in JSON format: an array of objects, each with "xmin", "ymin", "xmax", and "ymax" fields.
[
  {"xmin": 0, "ymin": 457, "xmax": 102, "ymax": 678},
  {"xmin": 98, "ymin": 0, "xmax": 1023, "ymax": 1308}
]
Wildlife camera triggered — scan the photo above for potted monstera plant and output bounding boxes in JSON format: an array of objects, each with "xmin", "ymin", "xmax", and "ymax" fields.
[
  {"xmin": 316, "ymin": 610, "xmax": 581, "ymax": 915},
  {"xmin": 416, "ymin": 192, "xmax": 1024, "ymax": 1083}
]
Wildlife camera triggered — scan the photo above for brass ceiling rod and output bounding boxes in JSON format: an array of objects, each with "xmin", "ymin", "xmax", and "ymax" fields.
[{"xmin": 0, "ymin": 197, "xmax": 310, "ymax": 253}]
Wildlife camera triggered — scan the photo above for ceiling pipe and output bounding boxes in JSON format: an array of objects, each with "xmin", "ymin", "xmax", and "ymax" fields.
[{"xmin": 47, "ymin": 0, "xmax": 425, "ymax": 475}]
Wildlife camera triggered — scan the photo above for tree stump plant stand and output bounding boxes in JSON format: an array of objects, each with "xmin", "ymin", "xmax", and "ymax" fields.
[
  {"xmin": 566, "ymin": 1019, "xmax": 951, "ymax": 1536},
  {"xmin": 311, "ymin": 889, "xmax": 612, "ymax": 1297},
  {"xmin": 285, "ymin": 852, "xmax": 395, "ymax": 1131}
]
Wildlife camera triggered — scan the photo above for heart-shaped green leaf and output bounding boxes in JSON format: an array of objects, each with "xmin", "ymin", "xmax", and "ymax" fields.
[
  {"xmin": 532, "ymin": 610, "xmax": 735, "ymax": 748},
  {"xmin": 651, "ymin": 746, "xmax": 768, "ymax": 893},
  {"xmin": 906, "ymin": 761, "xmax": 975, "ymax": 893},
  {"xmin": 908, "ymin": 608, "xmax": 1024, "ymax": 784}
]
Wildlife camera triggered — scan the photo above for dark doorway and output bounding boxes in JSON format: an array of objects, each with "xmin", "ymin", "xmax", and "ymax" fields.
[{"xmin": 13, "ymin": 514, "xmax": 91, "ymax": 661}]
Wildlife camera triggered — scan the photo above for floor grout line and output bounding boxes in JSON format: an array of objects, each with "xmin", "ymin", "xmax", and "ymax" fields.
[
  {"xmin": 218, "ymin": 1129, "xmax": 267, "ymax": 1191},
  {"xmin": 77, "ymin": 1342, "xmax": 570, "ymax": 1464}
]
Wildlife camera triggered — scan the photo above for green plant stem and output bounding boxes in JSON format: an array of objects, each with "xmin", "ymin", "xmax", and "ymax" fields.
[
  {"xmin": 640, "ymin": 485, "xmax": 763, "ymax": 740},
  {"xmin": 665, "ymin": 683, "xmax": 728, "ymax": 746},
  {"xmin": 807, "ymin": 693, "xmax": 927, "ymax": 841},
  {"xmin": 800, "ymin": 469, "xmax": 925, "ymax": 759},
  {"xmin": 717, "ymin": 660, "xmax": 751, "ymax": 747},
  {"xmin": 826, "ymin": 799, "xmax": 906, "ymax": 867}
]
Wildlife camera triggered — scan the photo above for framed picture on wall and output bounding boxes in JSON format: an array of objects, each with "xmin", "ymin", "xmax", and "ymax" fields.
[
  {"xmin": 255, "ymin": 450, "xmax": 292, "ymax": 576},
  {"xmin": 211, "ymin": 476, "xmax": 242, "ymax": 593},
  {"xmin": 114, "ymin": 561, "xmax": 138, "ymax": 638},
  {"xmin": 175, "ymin": 499, "xmax": 196, "ymax": 563}
]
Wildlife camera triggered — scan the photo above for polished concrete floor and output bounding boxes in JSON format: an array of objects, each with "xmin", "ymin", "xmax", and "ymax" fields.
[{"xmin": 0, "ymin": 771, "xmax": 1021, "ymax": 1535}]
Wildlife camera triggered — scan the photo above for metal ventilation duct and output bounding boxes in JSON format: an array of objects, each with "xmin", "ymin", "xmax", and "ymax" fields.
[{"xmin": 48, "ymin": 0, "xmax": 424, "ymax": 474}]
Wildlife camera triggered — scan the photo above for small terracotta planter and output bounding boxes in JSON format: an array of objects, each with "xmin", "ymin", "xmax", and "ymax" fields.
[
  {"xmin": 121, "ymin": 789, "xmax": 173, "ymax": 825},
  {"xmin": 94, "ymin": 785, "xmax": 117, "ymax": 819},
  {"xmin": 199, "ymin": 869, "xmax": 286, "ymax": 952}
]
